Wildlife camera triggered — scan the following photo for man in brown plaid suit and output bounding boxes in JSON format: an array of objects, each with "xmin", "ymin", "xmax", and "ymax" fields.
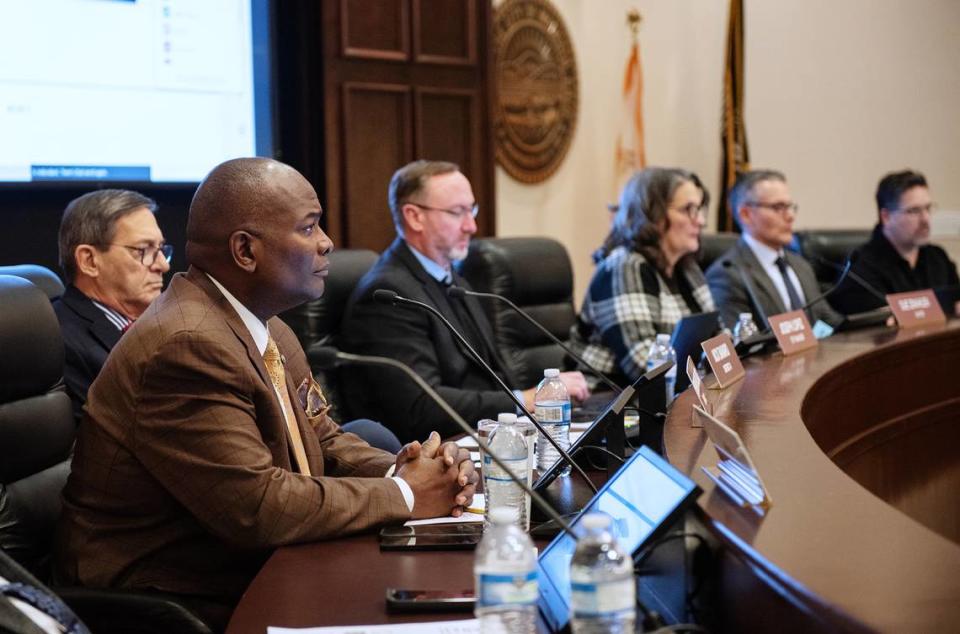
[{"xmin": 54, "ymin": 158, "xmax": 477, "ymax": 631}]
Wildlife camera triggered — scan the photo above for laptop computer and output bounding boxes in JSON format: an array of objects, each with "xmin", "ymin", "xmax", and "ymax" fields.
[
  {"xmin": 670, "ymin": 311, "xmax": 721, "ymax": 394},
  {"xmin": 537, "ymin": 445, "xmax": 701, "ymax": 633}
]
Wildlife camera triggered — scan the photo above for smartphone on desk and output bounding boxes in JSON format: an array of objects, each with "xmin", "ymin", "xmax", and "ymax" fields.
[
  {"xmin": 385, "ymin": 588, "xmax": 476, "ymax": 613},
  {"xmin": 379, "ymin": 523, "xmax": 482, "ymax": 551}
]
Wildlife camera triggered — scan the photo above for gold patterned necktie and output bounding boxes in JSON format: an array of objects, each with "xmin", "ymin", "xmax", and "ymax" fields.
[{"xmin": 263, "ymin": 336, "xmax": 312, "ymax": 476}]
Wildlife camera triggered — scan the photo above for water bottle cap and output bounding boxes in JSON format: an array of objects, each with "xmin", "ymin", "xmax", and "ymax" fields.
[
  {"xmin": 580, "ymin": 512, "xmax": 612, "ymax": 531},
  {"xmin": 497, "ymin": 412, "xmax": 518, "ymax": 424},
  {"xmin": 738, "ymin": 312, "xmax": 753, "ymax": 320},
  {"xmin": 489, "ymin": 506, "xmax": 520, "ymax": 525},
  {"xmin": 543, "ymin": 368, "xmax": 560, "ymax": 378},
  {"xmin": 655, "ymin": 333, "xmax": 671, "ymax": 344}
]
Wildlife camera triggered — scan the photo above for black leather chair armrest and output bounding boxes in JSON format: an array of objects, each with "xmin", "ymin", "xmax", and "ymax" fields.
[{"xmin": 56, "ymin": 587, "xmax": 213, "ymax": 634}]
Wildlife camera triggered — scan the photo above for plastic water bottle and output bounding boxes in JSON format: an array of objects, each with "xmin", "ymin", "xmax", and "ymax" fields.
[
  {"xmin": 570, "ymin": 513, "xmax": 637, "ymax": 634},
  {"xmin": 534, "ymin": 368, "xmax": 571, "ymax": 477},
  {"xmin": 474, "ymin": 506, "xmax": 538, "ymax": 634},
  {"xmin": 646, "ymin": 333, "xmax": 677, "ymax": 400},
  {"xmin": 483, "ymin": 413, "xmax": 531, "ymax": 531},
  {"xmin": 733, "ymin": 311, "xmax": 759, "ymax": 344}
]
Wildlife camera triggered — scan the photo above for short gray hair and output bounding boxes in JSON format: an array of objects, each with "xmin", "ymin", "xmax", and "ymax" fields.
[
  {"xmin": 387, "ymin": 160, "xmax": 460, "ymax": 235},
  {"xmin": 58, "ymin": 189, "xmax": 158, "ymax": 282},
  {"xmin": 729, "ymin": 169, "xmax": 786, "ymax": 230}
]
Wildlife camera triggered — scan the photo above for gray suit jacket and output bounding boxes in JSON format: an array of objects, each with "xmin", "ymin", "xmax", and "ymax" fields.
[{"xmin": 705, "ymin": 237, "xmax": 843, "ymax": 331}]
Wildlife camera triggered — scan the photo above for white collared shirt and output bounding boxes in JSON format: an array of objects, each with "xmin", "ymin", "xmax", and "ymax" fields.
[
  {"xmin": 742, "ymin": 233, "xmax": 807, "ymax": 311},
  {"xmin": 205, "ymin": 274, "xmax": 414, "ymax": 511}
]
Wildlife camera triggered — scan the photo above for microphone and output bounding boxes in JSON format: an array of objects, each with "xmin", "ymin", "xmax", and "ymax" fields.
[
  {"xmin": 796, "ymin": 256, "xmax": 853, "ymax": 314},
  {"xmin": 312, "ymin": 346, "xmax": 576, "ymax": 538},
  {"xmin": 811, "ymin": 252, "xmax": 887, "ymax": 303},
  {"xmin": 721, "ymin": 259, "xmax": 770, "ymax": 330},
  {"xmin": 446, "ymin": 286, "xmax": 623, "ymax": 393},
  {"xmin": 372, "ymin": 288, "xmax": 598, "ymax": 494}
]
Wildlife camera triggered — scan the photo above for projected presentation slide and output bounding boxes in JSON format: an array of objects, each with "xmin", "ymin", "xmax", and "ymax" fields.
[{"xmin": 0, "ymin": 0, "xmax": 272, "ymax": 184}]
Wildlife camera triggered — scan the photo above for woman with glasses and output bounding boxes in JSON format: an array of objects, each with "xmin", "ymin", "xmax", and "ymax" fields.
[{"xmin": 570, "ymin": 167, "xmax": 716, "ymax": 384}]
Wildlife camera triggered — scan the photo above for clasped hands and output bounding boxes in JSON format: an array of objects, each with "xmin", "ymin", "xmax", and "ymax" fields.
[{"xmin": 394, "ymin": 431, "xmax": 479, "ymax": 519}]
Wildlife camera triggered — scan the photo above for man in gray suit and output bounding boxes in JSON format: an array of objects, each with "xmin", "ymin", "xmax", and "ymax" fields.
[{"xmin": 706, "ymin": 170, "xmax": 842, "ymax": 331}]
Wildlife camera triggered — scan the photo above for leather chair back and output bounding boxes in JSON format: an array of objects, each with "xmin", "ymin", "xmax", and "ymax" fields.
[
  {"xmin": 795, "ymin": 229, "xmax": 870, "ymax": 290},
  {"xmin": 459, "ymin": 237, "xmax": 576, "ymax": 389},
  {"xmin": 0, "ymin": 276, "xmax": 74, "ymax": 578},
  {"xmin": 697, "ymin": 232, "xmax": 740, "ymax": 271},
  {"xmin": 0, "ymin": 264, "xmax": 65, "ymax": 300}
]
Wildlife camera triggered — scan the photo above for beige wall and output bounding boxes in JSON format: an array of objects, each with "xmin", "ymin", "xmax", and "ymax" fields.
[{"xmin": 493, "ymin": 0, "xmax": 960, "ymax": 303}]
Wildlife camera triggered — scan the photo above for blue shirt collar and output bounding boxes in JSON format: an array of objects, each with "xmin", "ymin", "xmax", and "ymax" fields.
[{"xmin": 406, "ymin": 242, "xmax": 452, "ymax": 285}]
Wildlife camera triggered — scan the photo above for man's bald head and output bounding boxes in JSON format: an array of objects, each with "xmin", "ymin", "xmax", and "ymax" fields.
[{"xmin": 185, "ymin": 158, "xmax": 332, "ymax": 319}]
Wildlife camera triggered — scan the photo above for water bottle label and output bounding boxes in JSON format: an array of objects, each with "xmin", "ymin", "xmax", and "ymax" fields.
[
  {"xmin": 570, "ymin": 578, "xmax": 636, "ymax": 616},
  {"xmin": 482, "ymin": 454, "xmax": 529, "ymax": 482},
  {"xmin": 535, "ymin": 402, "xmax": 571, "ymax": 423},
  {"xmin": 477, "ymin": 570, "xmax": 538, "ymax": 607}
]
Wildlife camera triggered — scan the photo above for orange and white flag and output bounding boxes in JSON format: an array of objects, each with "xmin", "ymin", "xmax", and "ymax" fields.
[{"xmin": 613, "ymin": 40, "xmax": 646, "ymax": 196}]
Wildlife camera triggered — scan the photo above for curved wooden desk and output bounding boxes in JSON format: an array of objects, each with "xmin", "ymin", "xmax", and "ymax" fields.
[{"xmin": 664, "ymin": 322, "xmax": 960, "ymax": 632}]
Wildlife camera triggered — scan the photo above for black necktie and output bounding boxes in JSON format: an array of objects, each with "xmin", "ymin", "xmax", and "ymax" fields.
[
  {"xmin": 440, "ymin": 278, "xmax": 500, "ymax": 372},
  {"xmin": 774, "ymin": 256, "xmax": 803, "ymax": 311}
]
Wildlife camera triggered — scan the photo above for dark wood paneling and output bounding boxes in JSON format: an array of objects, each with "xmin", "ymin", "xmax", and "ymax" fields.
[
  {"xmin": 415, "ymin": 87, "xmax": 478, "ymax": 191},
  {"xmin": 341, "ymin": 83, "xmax": 413, "ymax": 252},
  {"xmin": 341, "ymin": 0, "xmax": 409, "ymax": 61},
  {"xmin": 412, "ymin": 0, "xmax": 476, "ymax": 65}
]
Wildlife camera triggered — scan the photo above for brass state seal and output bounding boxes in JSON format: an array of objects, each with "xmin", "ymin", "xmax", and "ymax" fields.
[{"xmin": 493, "ymin": 0, "xmax": 579, "ymax": 183}]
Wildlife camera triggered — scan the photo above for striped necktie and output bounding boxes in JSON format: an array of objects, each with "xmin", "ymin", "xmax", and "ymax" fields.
[{"xmin": 263, "ymin": 336, "xmax": 312, "ymax": 475}]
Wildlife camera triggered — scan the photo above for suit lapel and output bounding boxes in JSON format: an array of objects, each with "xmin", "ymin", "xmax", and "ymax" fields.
[
  {"xmin": 786, "ymin": 251, "xmax": 820, "ymax": 302},
  {"xmin": 737, "ymin": 240, "xmax": 788, "ymax": 314},
  {"xmin": 62, "ymin": 285, "xmax": 123, "ymax": 352},
  {"xmin": 453, "ymin": 270, "xmax": 516, "ymax": 386}
]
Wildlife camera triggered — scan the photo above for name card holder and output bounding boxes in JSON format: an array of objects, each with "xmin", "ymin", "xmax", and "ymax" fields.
[
  {"xmin": 887, "ymin": 289, "xmax": 946, "ymax": 329},
  {"xmin": 693, "ymin": 405, "xmax": 772, "ymax": 512},
  {"xmin": 686, "ymin": 356, "xmax": 710, "ymax": 426},
  {"xmin": 701, "ymin": 333, "xmax": 744, "ymax": 389},
  {"xmin": 768, "ymin": 310, "xmax": 817, "ymax": 355}
]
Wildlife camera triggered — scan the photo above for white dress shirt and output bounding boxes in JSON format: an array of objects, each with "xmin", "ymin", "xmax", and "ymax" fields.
[{"xmin": 742, "ymin": 233, "xmax": 807, "ymax": 311}]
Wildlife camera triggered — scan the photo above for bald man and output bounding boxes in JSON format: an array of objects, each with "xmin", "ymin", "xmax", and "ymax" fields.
[{"xmin": 54, "ymin": 158, "xmax": 477, "ymax": 631}]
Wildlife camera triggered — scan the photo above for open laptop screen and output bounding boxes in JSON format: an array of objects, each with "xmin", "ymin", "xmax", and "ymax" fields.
[{"xmin": 537, "ymin": 446, "xmax": 700, "ymax": 632}]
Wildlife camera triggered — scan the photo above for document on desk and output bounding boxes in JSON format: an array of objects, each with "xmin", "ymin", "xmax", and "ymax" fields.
[
  {"xmin": 269, "ymin": 618, "xmax": 479, "ymax": 634},
  {"xmin": 405, "ymin": 494, "xmax": 485, "ymax": 526}
]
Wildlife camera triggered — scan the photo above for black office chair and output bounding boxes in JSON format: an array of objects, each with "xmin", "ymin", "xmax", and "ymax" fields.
[
  {"xmin": 697, "ymin": 232, "xmax": 740, "ymax": 271},
  {"xmin": 279, "ymin": 248, "xmax": 379, "ymax": 417},
  {"xmin": 0, "ymin": 264, "xmax": 64, "ymax": 300},
  {"xmin": 794, "ymin": 229, "xmax": 871, "ymax": 290},
  {"xmin": 459, "ymin": 237, "xmax": 577, "ymax": 389},
  {"xmin": 0, "ymin": 275, "xmax": 212, "ymax": 634}
]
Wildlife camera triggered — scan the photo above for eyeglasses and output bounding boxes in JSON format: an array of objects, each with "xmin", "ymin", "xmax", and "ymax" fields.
[
  {"xmin": 746, "ymin": 201, "xmax": 799, "ymax": 215},
  {"xmin": 408, "ymin": 202, "xmax": 479, "ymax": 221},
  {"xmin": 108, "ymin": 243, "xmax": 173, "ymax": 266},
  {"xmin": 893, "ymin": 202, "xmax": 937, "ymax": 216},
  {"xmin": 671, "ymin": 203, "xmax": 707, "ymax": 219}
]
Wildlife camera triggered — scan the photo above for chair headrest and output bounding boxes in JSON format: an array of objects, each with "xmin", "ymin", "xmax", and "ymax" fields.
[
  {"xmin": 0, "ymin": 265, "xmax": 65, "ymax": 300},
  {"xmin": 460, "ymin": 238, "xmax": 573, "ymax": 305},
  {"xmin": 0, "ymin": 276, "xmax": 65, "ymax": 402}
]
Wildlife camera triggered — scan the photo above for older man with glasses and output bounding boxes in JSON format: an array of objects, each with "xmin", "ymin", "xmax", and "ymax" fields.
[
  {"xmin": 706, "ymin": 169, "xmax": 843, "ymax": 332},
  {"xmin": 340, "ymin": 160, "xmax": 589, "ymax": 442},
  {"xmin": 830, "ymin": 169, "xmax": 959, "ymax": 315},
  {"xmin": 53, "ymin": 189, "xmax": 171, "ymax": 422}
]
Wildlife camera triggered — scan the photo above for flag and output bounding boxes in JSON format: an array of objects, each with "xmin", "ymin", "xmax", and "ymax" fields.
[
  {"xmin": 718, "ymin": 0, "xmax": 749, "ymax": 232},
  {"xmin": 613, "ymin": 34, "xmax": 646, "ymax": 197}
]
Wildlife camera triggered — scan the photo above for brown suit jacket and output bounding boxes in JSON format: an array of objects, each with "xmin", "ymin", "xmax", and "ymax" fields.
[{"xmin": 54, "ymin": 267, "xmax": 410, "ymax": 607}]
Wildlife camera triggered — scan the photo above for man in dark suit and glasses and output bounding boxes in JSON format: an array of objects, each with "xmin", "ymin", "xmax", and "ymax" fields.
[
  {"xmin": 340, "ymin": 160, "xmax": 589, "ymax": 442},
  {"xmin": 706, "ymin": 169, "xmax": 843, "ymax": 331},
  {"xmin": 53, "ymin": 189, "xmax": 171, "ymax": 422}
]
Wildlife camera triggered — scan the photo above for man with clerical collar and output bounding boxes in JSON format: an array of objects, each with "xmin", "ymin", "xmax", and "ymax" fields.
[
  {"xmin": 53, "ymin": 189, "xmax": 171, "ymax": 422},
  {"xmin": 340, "ymin": 159, "xmax": 589, "ymax": 442},
  {"xmin": 829, "ymin": 169, "xmax": 959, "ymax": 314},
  {"xmin": 706, "ymin": 169, "xmax": 843, "ymax": 331}
]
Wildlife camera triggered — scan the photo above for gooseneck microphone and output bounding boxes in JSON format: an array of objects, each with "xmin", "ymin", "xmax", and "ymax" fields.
[
  {"xmin": 312, "ymin": 346, "xmax": 576, "ymax": 538},
  {"xmin": 797, "ymin": 256, "xmax": 853, "ymax": 314},
  {"xmin": 811, "ymin": 252, "xmax": 887, "ymax": 302},
  {"xmin": 372, "ymin": 288, "xmax": 598, "ymax": 494},
  {"xmin": 446, "ymin": 286, "xmax": 623, "ymax": 393},
  {"xmin": 721, "ymin": 259, "xmax": 770, "ymax": 330}
]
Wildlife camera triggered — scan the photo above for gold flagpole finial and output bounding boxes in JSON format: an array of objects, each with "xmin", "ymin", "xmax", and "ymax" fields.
[{"xmin": 627, "ymin": 9, "xmax": 642, "ymax": 42}]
